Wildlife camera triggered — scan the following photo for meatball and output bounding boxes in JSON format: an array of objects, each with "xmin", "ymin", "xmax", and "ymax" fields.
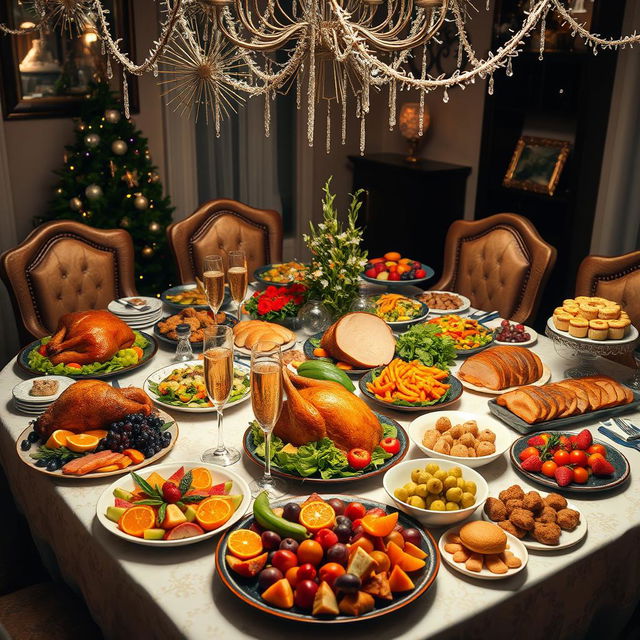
[
  {"xmin": 510, "ymin": 507, "xmax": 535, "ymax": 531},
  {"xmin": 475, "ymin": 441, "xmax": 496, "ymax": 457},
  {"xmin": 535, "ymin": 506, "xmax": 557, "ymax": 524},
  {"xmin": 531, "ymin": 522, "xmax": 561, "ymax": 545},
  {"xmin": 543, "ymin": 493, "xmax": 567, "ymax": 511},
  {"xmin": 523, "ymin": 491, "xmax": 544, "ymax": 515},
  {"xmin": 449, "ymin": 424, "xmax": 464, "ymax": 439},
  {"xmin": 462, "ymin": 420, "xmax": 479, "ymax": 436},
  {"xmin": 505, "ymin": 499, "xmax": 525, "ymax": 515},
  {"xmin": 484, "ymin": 497, "xmax": 507, "ymax": 522},
  {"xmin": 556, "ymin": 508, "xmax": 581, "ymax": 531},
  {"xmin": 435, "ymin": 417, "xmax": 452, "ymax": 432},
  {"xmin": 450, "ymin": 444, "xmax": 469, "ymax": 457},
  {"xmin": 459, "ymin": 432, "xmax": 476, "ymax": 448},
  {"xmin": 477, "ymin": 429, "xmax": 496, "ymax": 443},
  {"xmin": 499, "ymin": 485, "xmax": 525, "ymax": 503},
  {"xmin": 498, "ymin": 519, "xmax": 527, "ymax": 539}
]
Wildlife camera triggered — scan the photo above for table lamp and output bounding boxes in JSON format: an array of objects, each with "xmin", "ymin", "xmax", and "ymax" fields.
[{"xmin": 398, "ymin": 102, "xmax": 430, "ymax": 163}]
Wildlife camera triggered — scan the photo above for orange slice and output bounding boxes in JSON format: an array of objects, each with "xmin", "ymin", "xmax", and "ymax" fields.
[
  {"xmin": 84, "ymin": 429, "xmax": 108, "ymax": 439},
  {"xmin": 190, "ymin": 467, "xmax": 213, "ymax": 491},
  {"xmin": 118, "ymin": 506, "xmax": 156, "ymax": 537},
  {"xmin": 65, "ymin": 433, "xmax": 100, "ymax": 453},
  {"xmin": 195, "ymin": 496, "xmax": 232, "ymax": 531},
  {"xmin": 361, "ymin": 512, "xmax": 398, "ymax": 538},
  {"xmin": 45, "ymin": 429, "xmax": 74, "ymax": 449},
  {"xmin": 299, "ymin": 501, "xmax": 336, "ymax": 532},
  {"xmin": 227, "ymin": 529, "xmax": 264, "ymax": 560}
]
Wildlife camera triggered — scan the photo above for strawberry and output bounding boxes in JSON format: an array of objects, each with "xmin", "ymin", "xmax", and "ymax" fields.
[
  {"xmin": 575, "ymin": 429, "xmax": 592, "ymax": 451},
  {"xmin": 591, "ymin": 456, "xmax": 615, "ymax": 476},
  {"xmin": 527, "ymin": 435, "xmax": 546, "ymax": 447},
  {"xmin": 162, "ymin": 481, "xmax": 182, "ymax": 504},
  {"xmin": 521, "ymin": 455, "xmax": 543, "ymax": 472},
  {"xmin": 554, "ymin": 466, "xmax": 574, "ymax": 487}
]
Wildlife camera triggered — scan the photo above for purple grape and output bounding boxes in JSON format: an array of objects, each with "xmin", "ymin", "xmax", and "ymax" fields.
[
  {"xmin": 261, "ymin": 530, "xmax": 282, "ymax": 551},
  {"xmin": 279, "ymin": 538, "xmax": 299, "ymax": 554},
  {"xmin": 258, "ymin": 567, "xmax": 283, "ymax": 592},
  {"xmin": 326, "ymin": 543, "xmax": 349, "ymax": 566}
]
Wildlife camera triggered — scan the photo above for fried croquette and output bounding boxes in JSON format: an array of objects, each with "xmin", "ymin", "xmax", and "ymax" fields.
[
  {"xmin": 543, "ymin": 493, "xmax": 567, "ymax": 511},
  {"xmin": 450, "ymin": 444, "xmax": 469, "ymax": 457},
  {"xmin": 522, "ymin": 491, "xmax": 544, "ymax": 514},
  {"xmin": 421, "ymin": 429, "xmax": 439, "ymax": 449},
  {"xmin": 498, "ymin": 519, "xmax": 527, "ymax": 539},
  {"xmin": 531, "ymin": 522, "xmax": 561, "ymax": 545},
  {"xmin": 510, "ymin": 507, "xmax": 535, "ymax": 531},
  {"xmin": 504, "ymin": 498, "xmax": 525, "ymax": 515},
  {"xmin": 462, "ymin": 420, "xmax": 479, "ymax": 436},
  {"xmin": 499, "ymin": 485, "xmax": 525, "ymax": 503},
  {"xmin": 477, "ymin": 429, "xmax": 496, "ymax": 443},
  {"xmin": 475, "ymin": 441, "xmax": 497, "ymax": 457},
  {"xmin": 435, "ymin": 417, "xmax": 452, "ymax": 432},
  {"xmin": 484, "ymin": 497, "xmax": 507, "ymax": 522},
  {"xmin": 556, "ymin": 508, "xmax": 581, "ymax": 531},
  {"xmin": 536, "ymin": 506, "xmax": 557, "ymax": 524}
]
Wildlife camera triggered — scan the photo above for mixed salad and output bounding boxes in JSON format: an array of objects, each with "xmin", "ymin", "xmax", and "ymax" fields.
[
  {"xmin": 259, "ymin": 262, "xmax": 308, "ymax": 284},
  {"xmin": 371, "ymin": 294, "xmax": 424, "ymax": 323},
  {"xmin": 426, "ymin": 315, "xmax": 493, "ymax": 351},
  {"xmin": 395, "ymin": 324, "xmax": 456, "ymax": 370}
]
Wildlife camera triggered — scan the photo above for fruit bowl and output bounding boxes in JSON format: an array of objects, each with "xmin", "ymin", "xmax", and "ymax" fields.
[
  {"xmin": 383, "ymin": 458, "xmax": 488, "ymax": 526},
  {"xmin": 361, "ymin": 262, "xmax": 435, "ymax": 288}
]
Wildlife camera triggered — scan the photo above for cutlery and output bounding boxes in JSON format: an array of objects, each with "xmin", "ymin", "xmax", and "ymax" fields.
[
  {"xmin": 611, "ymin": 416, "xmax": 640, "ymax": 441},
  {"xmin": 469, "ymin": 310, "xmax": 500, "ymax": 323},
  {"xmin": 111, "ymin": 378, "xmax": 121, "ymax": 389},
  {"xmin": 115, "ymin": 299, "xmax": 151, "ymax": 312},
  {"xmin": 598, "ymin": 426, "xmax": 640, "ymax": 451}
]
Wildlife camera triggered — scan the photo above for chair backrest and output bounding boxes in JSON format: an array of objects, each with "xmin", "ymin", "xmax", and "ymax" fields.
[
  {"xmin": 575, "ymin": 250, "xmax": 640, "ymax": 331},
  {"xmin": 432, "ymin": 213, "xmax": 557, "ymax": 324},
  {"xmin": 0, "ymin": 220, "xmax": 137, "ymax": 342},
  {"xmin": 166, "ymin": 199, "xmax": 283, "ymax": 283}
]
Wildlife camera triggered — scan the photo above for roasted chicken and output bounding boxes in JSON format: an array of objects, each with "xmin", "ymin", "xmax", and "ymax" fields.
[
  {"xmin": 35, "ymin": 380, "xmax": 154, "ymax": 439},
  {"xmin": 274, "ymin": 371, "xmax": 382, "ymax": 453},
  {"xmin": 45, "ymin": 310, "xmax": 135, "ymax": 365}
]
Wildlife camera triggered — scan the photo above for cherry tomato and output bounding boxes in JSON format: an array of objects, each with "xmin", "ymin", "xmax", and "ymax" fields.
[
  {"xmin": 347, "ymin": 448, "xmax": 371, "ymax": 470},
  {"xmin": 541, "ymin": 460, "xmax": 558, "ymax": 478},
  {"xmin": 66, "ymin": 362, "xmax": 82, "ymax": 369},
  {"xmin": 285, "ymin": 566, "xmax": 300, "ymax": 588},
  {"xmin": 588, "ymin": 444, "xmax": 607, "ymax": 457},
  {"xmin": 573, "ymin": 467, "xmax": 589, "ymax": 484},
  {"xmin": 296, "ymin": 563, "xmax": 317, "ymax": 581},
  {"xmin": 379, "ymin": 437, "xmax": 401, "ymax": 455},
  {"xmin": 569, "ymin": 449, "xmax": 588, "ymax": 467},
  {"xmin": 519, "ymin": 446, "xmax": 540, "ymax": 462},
  {"xmin": 588, "ymin": 453, "xmax": 605, "ymax": 467},
  {"xmin": 271, "ymin": 550, "xmax": 298, "ymax": 574},
  {"xmin": 296, "ymin": 540, "xmax": 324, "ymax": 566},
  {"xmin": 344, "ymin": 502, "xmax": 367, "ymax": 521},
  {"xmin": 314, "ymin": 528, "xmax": 338, "ymax": 549},
  {"xmin": 552, "ymin": 450, "xmax": 570, "ymax": 466},
  {"xmin": 294, "ymin": 580, "xmax": 319, "ymax": 609},
  {"xmin": 318, "ymin": 562, "xmax": 345, "ymax": 588}
]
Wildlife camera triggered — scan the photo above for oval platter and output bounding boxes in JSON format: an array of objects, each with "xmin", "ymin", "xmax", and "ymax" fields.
[
  {"xmin": 161, "ymin": 284, "xmax": 231, "ymax": 311},
  {"xmin": 153, "ymin": 312, "xmax": 238, "ymax": 352}
]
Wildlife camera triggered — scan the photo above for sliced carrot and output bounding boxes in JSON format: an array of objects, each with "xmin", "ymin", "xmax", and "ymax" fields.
[{"xmin": 313, "ymin": 348, "xmax": 328, "ymax": 357}]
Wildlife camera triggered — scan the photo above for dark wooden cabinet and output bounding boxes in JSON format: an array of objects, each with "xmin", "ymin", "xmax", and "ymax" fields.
[{"xmin": 349, "ymin": 153, "xmax": 470, "ymax": 278}]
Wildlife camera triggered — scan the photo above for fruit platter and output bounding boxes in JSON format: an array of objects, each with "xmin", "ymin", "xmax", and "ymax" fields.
[
  {"xmin": 161, "ymin": 282, "xmax": 231, "ymax": 311},
  {"xmin": 254, "ymin": 262, "xmax": 309, "ymax": 286},
  {"xmin": 97, "ymin": 462, "xmax": 251, "ymax": 547},
  {"xmin": 493, "ymin": 320, "xmax": 538, "ymax": 346},
  {"xmin": 144, "ymin": 360, "xmax": 250, "ymax": 413},
  {"xmin": 511, "ymin": 430, "xmax": 630, "ymax": 493},
  {"xmin": 361, "ymin": 252, "xmax": 434, "ymax": 286},
  {"xmin": 369, "ymin": 294, "xmax": 429, "ymax": 328},
  {"xmin": 426, "ymin": 315, "xmax": 493, "ymax": 355},
  {"xmin": 215, "ymin": 492, "xmax": 439, "ymax": 622}
]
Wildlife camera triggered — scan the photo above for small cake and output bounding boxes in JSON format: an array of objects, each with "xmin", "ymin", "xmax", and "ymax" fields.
[
  {"xmin": 562, "ymin": 304, "xmax": 579, "ymax": 316},
  {"xmin": 598, "ymin": 305, "xmax": 621, "ymax": 320},
  {"xmin": 620, "ymin": 311, "xmax": 630, "ymax": 321},
  {"xmin": 607, "ymin": 319, "xmax": 628, "ymax": 340},
  {"xmin": 563, "ymin": 298, "xmax": 577, "ymax": 307},
  {"xmin": 459, "ymin": 521, "xmax": 507, "ymax": 555},
  {"xmin": 579, "ymin": 303, "xmax": 599, "ymax": 320},
  {"xmin": 554, "ymin": 313, "xmax": 572, "ymax": 332},
  {"xmin": 574, "ymin": 296, "xmax": 591, "ymax": 305},
  {"xmin": 590, "ymin": 297, "xmax": 609, "ymax": 308},
  {"xmin": 588, "ymin": 319, "xmax": 609, "ymax": 341},
  {"xmin": 30, "ymin": 379, "xmax": 59, "ymax": 397},
  {"xmin": 568, "ymin": 317, "xmax": 588, "ymax": 338},
  {"xmin": 552, "ymin": 306, "xmax": 565, "ymax": 317}
]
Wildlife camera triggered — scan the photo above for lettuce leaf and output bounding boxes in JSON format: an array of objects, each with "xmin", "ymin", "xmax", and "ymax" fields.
[{"xmin": 395, "ymin": 323, "xmax": 456, "ymax": 370}]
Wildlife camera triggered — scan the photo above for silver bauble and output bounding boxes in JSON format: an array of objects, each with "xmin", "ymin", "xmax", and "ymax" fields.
[
  {"xmin": 149, "ymin": 221, "xmax": 162, "ymax": 233},
  {"xmin": 134, "ymin": 195, "xmax": 149, "ymax": 210},
  {"xmin": 69, "ymin": 197, "xmax": 83, "ymax": 211},
  {"xmin": 84, "ymin": 133, "xmax": 100, "ymax": 148},
  {"xmin": 111, "ymin": 139, "xmax": 128, "ymax": 155},
  {"xmin": 104, "ymin": 109, "xmax": 121, "ymax": 124},
  {"xmin": 85, "ymin": 184, "xmax": 103, "ymax": 200}
]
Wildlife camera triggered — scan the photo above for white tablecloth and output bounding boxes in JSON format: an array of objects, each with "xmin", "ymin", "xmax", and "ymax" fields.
[{"xmin": 1, "ymin": 320, "xmax": 639, "ymax": 640}]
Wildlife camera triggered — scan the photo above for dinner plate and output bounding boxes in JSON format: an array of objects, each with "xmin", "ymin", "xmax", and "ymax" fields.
[
  {"xmin": 459, "ymin": 364, "xmax": 552, "ymax": 396},
  {"xmin": 160, "ymin": 284, "xmax": 231, "ymax": 311},
  {"xmin": 492, "ymin": 325, "xmax": 538, "ymax": 347},
  {"xmin": 419, "ymin": 292, "xmax": 471, "ymax": 316},
  {"xmin": 360, "ymin": 263, "xmax": 435, "ymax": 288},
  {"xmin": 144, "ymin": 360, "xmax": 251, "ymax": 413},
  {"xmin": 12, "ymin": 376, "xmax": 75, "ymax": 404},
  {"xmin": 15, "ymin": 409, "xmax": 179, "ymax": 479},
  {"xmin": 253, "ymin": 263, "xmax": 309, "ymax": 288},
  {"xmin": 370, "ymin": 296, "xmax": 430, "ymax": 330},
  {"xmin": 96, "ymin": 461, "xmax": 251, "ymax": 547},
  {"xmin": 439, "ymin": 525, "xmax": 527, "ymax": 580},
  {"xmin": 242, "ymin": 413, "xmax": 408, "ymax": 483},
  {"xmin": 17, "ymin": 331, "xmax": 158, "ymax": 380},
  {"xmin": 216, "ymin": 494, "xmax": 439, "ymax": 623},
  {"xmin": 234, "ymin": 338, "xmax": 297, "ymax": 359},
  {"xmin": 424, "ymin": 318, "xmax": 494, "ymax": 358},
  {"xmin": 108, "ymin": 296, "xmax": 163, "ymax": 317},
  {"xmin": 359, "ymin": 369, "xmax": 463, "ymax": 413},
  {"xmin": 546, "ymin": 317, "xmax": 639, "ymax": 346},
  {"xmin": 481, "ymin": 495, "xmax": 587, "ymax": 551},
  {"xmin": 153, "ymin": 313, "xmax": 239, "ymax": 351},
  {"xmin": 302, "ymin": 331, "xmax": 371, "ymax": 377},
  {"xmin": 510, "ymin": 432, "xmax": 630, "ymax": 493}
]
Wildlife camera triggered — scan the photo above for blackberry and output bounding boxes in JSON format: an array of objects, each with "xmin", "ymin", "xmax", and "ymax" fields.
[
  {"xmin": 28, "ymin": 431, "xmax": 40, "ymax": 443},
  {"xmin": 20, "ymin": 440, "xmax": 31, "ymax": 451},
  {"xmin": 35, "ymin": 459, "xmax": 48, "ymax": 468}
]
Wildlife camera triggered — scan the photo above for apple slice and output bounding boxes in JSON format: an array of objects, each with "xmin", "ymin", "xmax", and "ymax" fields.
[{"xmin": 163, "ymin": 522, "xmax": 205, "ymax": 540}]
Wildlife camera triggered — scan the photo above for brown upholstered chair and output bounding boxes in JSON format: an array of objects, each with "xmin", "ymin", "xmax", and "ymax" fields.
[
  {"xmin": 575, "ymin": 250, "xmax": 640, "ymax": 332},
  {"xmin": 432, "ymin": 213, "xmax": 557, "ymax": 324},
  {"xmin": 167, "ymin": 199, "xmax": 283, "ymax": 283},
  {"xmin": 0, "ymin": 220, "xmax": 137, "ymax": 343}
]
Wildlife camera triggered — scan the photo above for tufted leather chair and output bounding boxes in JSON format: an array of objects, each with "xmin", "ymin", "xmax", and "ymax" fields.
[
  {"xmin": 576, "ymin": 251, "xmax": 640, "ymax": 332},
  {"xmin": 0, "ymin": 220, "xmax": 137, "ymax": 343},
  {"xmin": 432, "ymin": 213, "xmax": 557, "ymax": 324},
  {"xmin": 167, "ymin": 199, "xmax": 283, "ymax": 283}
]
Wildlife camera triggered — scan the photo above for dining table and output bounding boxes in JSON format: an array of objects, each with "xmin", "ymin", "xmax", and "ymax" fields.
[{"xmin": 1, "ymin": 309, "xmax": 639, "ymax": 640}]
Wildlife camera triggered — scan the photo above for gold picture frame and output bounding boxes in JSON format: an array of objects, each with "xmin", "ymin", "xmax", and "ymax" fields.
[{"xmin": 503, "ymin": 136, "xmax": 571, "ymax": 196}]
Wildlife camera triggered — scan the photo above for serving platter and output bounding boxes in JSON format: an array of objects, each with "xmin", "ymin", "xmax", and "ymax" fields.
[
  {"xmin": 359, "ymin": 370, "xmax": 463, "ymax": 413},
  {"xmin": 242, "ymin": 413, "xmax": 408, "ymax": 483},
  {"xmin": 370, "ymin": 296, "xmax": 430, "ymax": 330},
  {"xmin": 17, "ymin": 331, "xmax": 158, "ymax": 380},
  {"xmin": 492, "ymin": 325, "xmax": 538, "ymax": 347},
  {"xmin": 418, "ymin": 291, "xmax": 471, "ymax": 316},
  {"xmin": 360, "ymin": 263, "xmax": 435, "ymax": 288},
  {"xmin": 510, "ymin": 432, "xmax": 630, "ymax": 493},
  {"xmin": 234, "ymin": 337, "xmax": 298, "ymax": 359},
  {"xmin": 546, "ymin": 317, "xmax": 639, "ymax": 346},
  {"xmin": 253, "ymin": 263, "xmax": 309, "ymax": 288},
  {"xmin": 16, "ymin": 409, "xmax": 179, "ymax": 479},
  {"xmin": 153, "ymin": 313, "xmax": 239, "ymax": 351},
  {"xmin": 459, "ymin": 364, "xmax": 551, "ymax": 396},
  {"xmin": 302, "ymin": 331, "xmax": 371, "ymax": 377},
  {"xmin": 160, "ymin": 284, "xmax": 231, "ymax": 311},
  {"xmin": 216, "ymin": 493, "xmax": 439, "ymax": 623}
]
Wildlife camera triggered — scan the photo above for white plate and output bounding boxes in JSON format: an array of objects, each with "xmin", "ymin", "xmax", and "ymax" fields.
[
  {"xmin": 12, "ymin": 375, "xmax": 75, "ymax": 404},
  {"xmin": 108, "ymin": 297, "xmax": 163, "ymax": 317},
  {"xmin": 460, "ymin": 364, "xmax": 551, "ymax": 396},
  {"xmin": 408, "ymin": 410, "xmax": 515, "ymax": 468},
  {"xmin": 234, "ymin": 338, "xmax": 297, "ymax": 358},
  {"xmin": 439, "ymin": 525, "xmax": 528, "ymax": 580},
  {"xmin": 419, "ymin": 292, "xmax": 471, "ymax": 316},
  {"xmin": 546, "ymin": 317, "xmax": 639, "ymax": 345},
  {"xmin": 492, "ymin": 325, "xmax": 538, "ymax": 347},
  {"xmin": 481, "ymin": 495, "xmax": 587, "ymax": 551},
  {"xmin": 96, "ymin": 461, "xmax": 251, "ymax": 547},
  {"xmin": 144, "ymin": 360, "xmax": 251, "ymax": 413}
]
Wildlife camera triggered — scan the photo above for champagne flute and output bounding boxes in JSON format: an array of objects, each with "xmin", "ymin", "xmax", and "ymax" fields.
[
  {"xmin": 249, "ymin": 341, "xmax": 285, "ymax": 498},
  {"xmin": 202, "ymin": 325, "xmax": 240, "ymax": 465},
  {"xmin": 227, "ymin": 250, "xmax": 248, "ymax": 321},
  {"xmin": 203, "ymin": 254, "xmax": 225, "ymax": 323}
]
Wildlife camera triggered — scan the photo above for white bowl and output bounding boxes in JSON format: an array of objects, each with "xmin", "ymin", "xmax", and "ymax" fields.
[
  {"xmin": 383, "ymin": 457, "xmax": 488, "ymax": 527},
  {"xmin": 408, "ymin": 410, "xmax": 514, "ymax": 468}
]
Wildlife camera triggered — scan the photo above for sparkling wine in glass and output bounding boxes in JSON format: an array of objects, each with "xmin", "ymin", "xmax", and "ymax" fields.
[
  {"xmin": 227, "ymin": 250, "xmax": 248, "ymax": 320},
  {"xmin": 249, "ymin": 341, "xmax": 285, "ymax": 498},
  {"xmin": 203, "ymin": 255, "xmax": 225, "ymax": 321},
  {"xmin": 202, "ymin": 325, "xmax": 240, "ymax": 466}
]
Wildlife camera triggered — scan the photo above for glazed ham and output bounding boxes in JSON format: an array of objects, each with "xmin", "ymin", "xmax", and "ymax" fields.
[
  {"xmin": 320, "ymin": 313, "xmax": 395, "ymax": 369},
  {"xmin": 458, "ymin": 346, "xmax": 543, "ymax": 390}
]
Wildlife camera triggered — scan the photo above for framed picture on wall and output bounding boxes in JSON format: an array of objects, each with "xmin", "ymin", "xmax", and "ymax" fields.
[
  {"xmin": 0, "ymin": 0, "xmax": 138, "ymax": 120},
  {"xmin": 503, "ymin": 136, "xmax": 571, "ymax": 196}
]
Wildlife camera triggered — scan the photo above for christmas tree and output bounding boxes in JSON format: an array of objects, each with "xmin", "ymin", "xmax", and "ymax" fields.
[{"xmin": 48, "ymin": 82, "xmax": 174, "ymax": 295}]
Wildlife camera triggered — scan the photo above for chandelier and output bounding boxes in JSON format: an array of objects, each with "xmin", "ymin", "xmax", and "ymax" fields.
[{"xmin": 3, "ymin": 1, "xmax": 639, "ymax": 152}]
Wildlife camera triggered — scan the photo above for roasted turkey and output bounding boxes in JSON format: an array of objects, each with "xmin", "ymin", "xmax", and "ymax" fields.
[
  {"xmin": 35, "ymin": 380, "xmax": 154, "ymax": 439},
  {"xmin": 274, "ymin": 371, "xmax": 382, "ymax": 453},
  {"xmin": 45, "ymin": 310, "xmax": 135, "ymax": 365}
]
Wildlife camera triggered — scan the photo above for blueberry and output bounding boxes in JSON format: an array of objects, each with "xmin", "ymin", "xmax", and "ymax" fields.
[
  {"xmin": 28, "ymin": 431, "xmax": 40, "ymax": 443},
  {"xmin": 35, "ymin": 459, "xmax": 48, "ymax": 468},
  {"xmin": 144, "ymin": 447, "xmax": 155, "ymax": 458},
  {"xmin": 20, "ymin": 440, "xmax": 31, "ymax": 451},
  {"xmin": 46, "ymin": 460, "xmax": 58, "ymax": 472}
]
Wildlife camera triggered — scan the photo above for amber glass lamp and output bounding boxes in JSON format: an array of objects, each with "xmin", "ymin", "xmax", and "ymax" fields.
[{"xmin": 398, "ymin": 102, "xmax": 430, "ymax": 163}]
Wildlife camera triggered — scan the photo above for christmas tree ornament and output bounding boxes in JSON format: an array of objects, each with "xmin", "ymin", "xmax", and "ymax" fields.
[
  {"xmin": 111, "ymin": 139, "xmax": 128, "ymax": 155},
  {"xmin": 104, "ymin": 109, "xmax": 121, "ymax": 124},
  {"xmin": 121, "ymin": 169, "xmax": 139, "ymax": 188},
  {"xmin": 134, "ymin": 195, "xmax": 149, "ymax": 210},
  {"xmin": 85, "ymin": 184, "xmax": 103, "ymax": 200},
  {"xmin": 149, "ymin": 221, "xmax": 162, "ymax": 233},
  {"xmin": 69, "ymin": 197, "xmax": 83, "ymax": 211},
  {"xmin": 55, "ymin": 187, "xmax": 64, "ymax": 195},
  {"xmin": 148, "ymin": 171, "xmax": 160, "ymax": 183},
  {"xmin": 109, "ymin": 160, "xmax": 117, "ymax": 177},
  {"xmin": 120, "ymin": 216, "xmax": 131, "ymax": 228},
  {"xmin": 77, "ymin": 122, "xmax": 86, "ymax": 132},
  {"xmin": 84, "ymin": 133, "xmax": 100, "ymax": 148},
  {"xmin": 141, "ymin": 245, "xmax": 154, "ymax": 258}
]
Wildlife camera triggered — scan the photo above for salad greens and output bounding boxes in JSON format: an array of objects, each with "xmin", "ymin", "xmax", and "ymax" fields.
[
  {"xmin": 250, "ymin": 421, "xmax": 398, "ymax": 479},
  {"xmin": 395, "ymin": 323, "xmax": 456, "ymax": 371}
]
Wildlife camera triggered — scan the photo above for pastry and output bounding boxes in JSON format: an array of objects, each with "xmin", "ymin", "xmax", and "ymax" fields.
[
  {"xmin": 562, "ymin": 304, "xmax": 579, "ymax": 316},
  {"xmin": 598, "ymin": 305, "xmax": 621, "ymax": 320},
  {"xmin": 607, "ymin": 319, "xmax": 628, "ymax": 340},
  {"xmin": 578, "ymin": 303, "xmax": 599, "ymax": 320},
  {"xmin": 552, "ymin": 306, "xmax": 565, "ymax": 317},
  {"xmin": 563, "ymin": 298, "xmax": 577, "ymax": 306},
  {"xmin": 574, "ymin": 296, "xmax": 591, "ymax": 304},
  {"xmin": 568, "ymin": 317, "xmax": 588, "ymax": 338},
  {"xmin": 588, "ymin": 319, "xmax": 609, "ymax": 341},
  {"xmin": 459, "ymin": 521, "xmax": 507, "ymax": 555}
]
